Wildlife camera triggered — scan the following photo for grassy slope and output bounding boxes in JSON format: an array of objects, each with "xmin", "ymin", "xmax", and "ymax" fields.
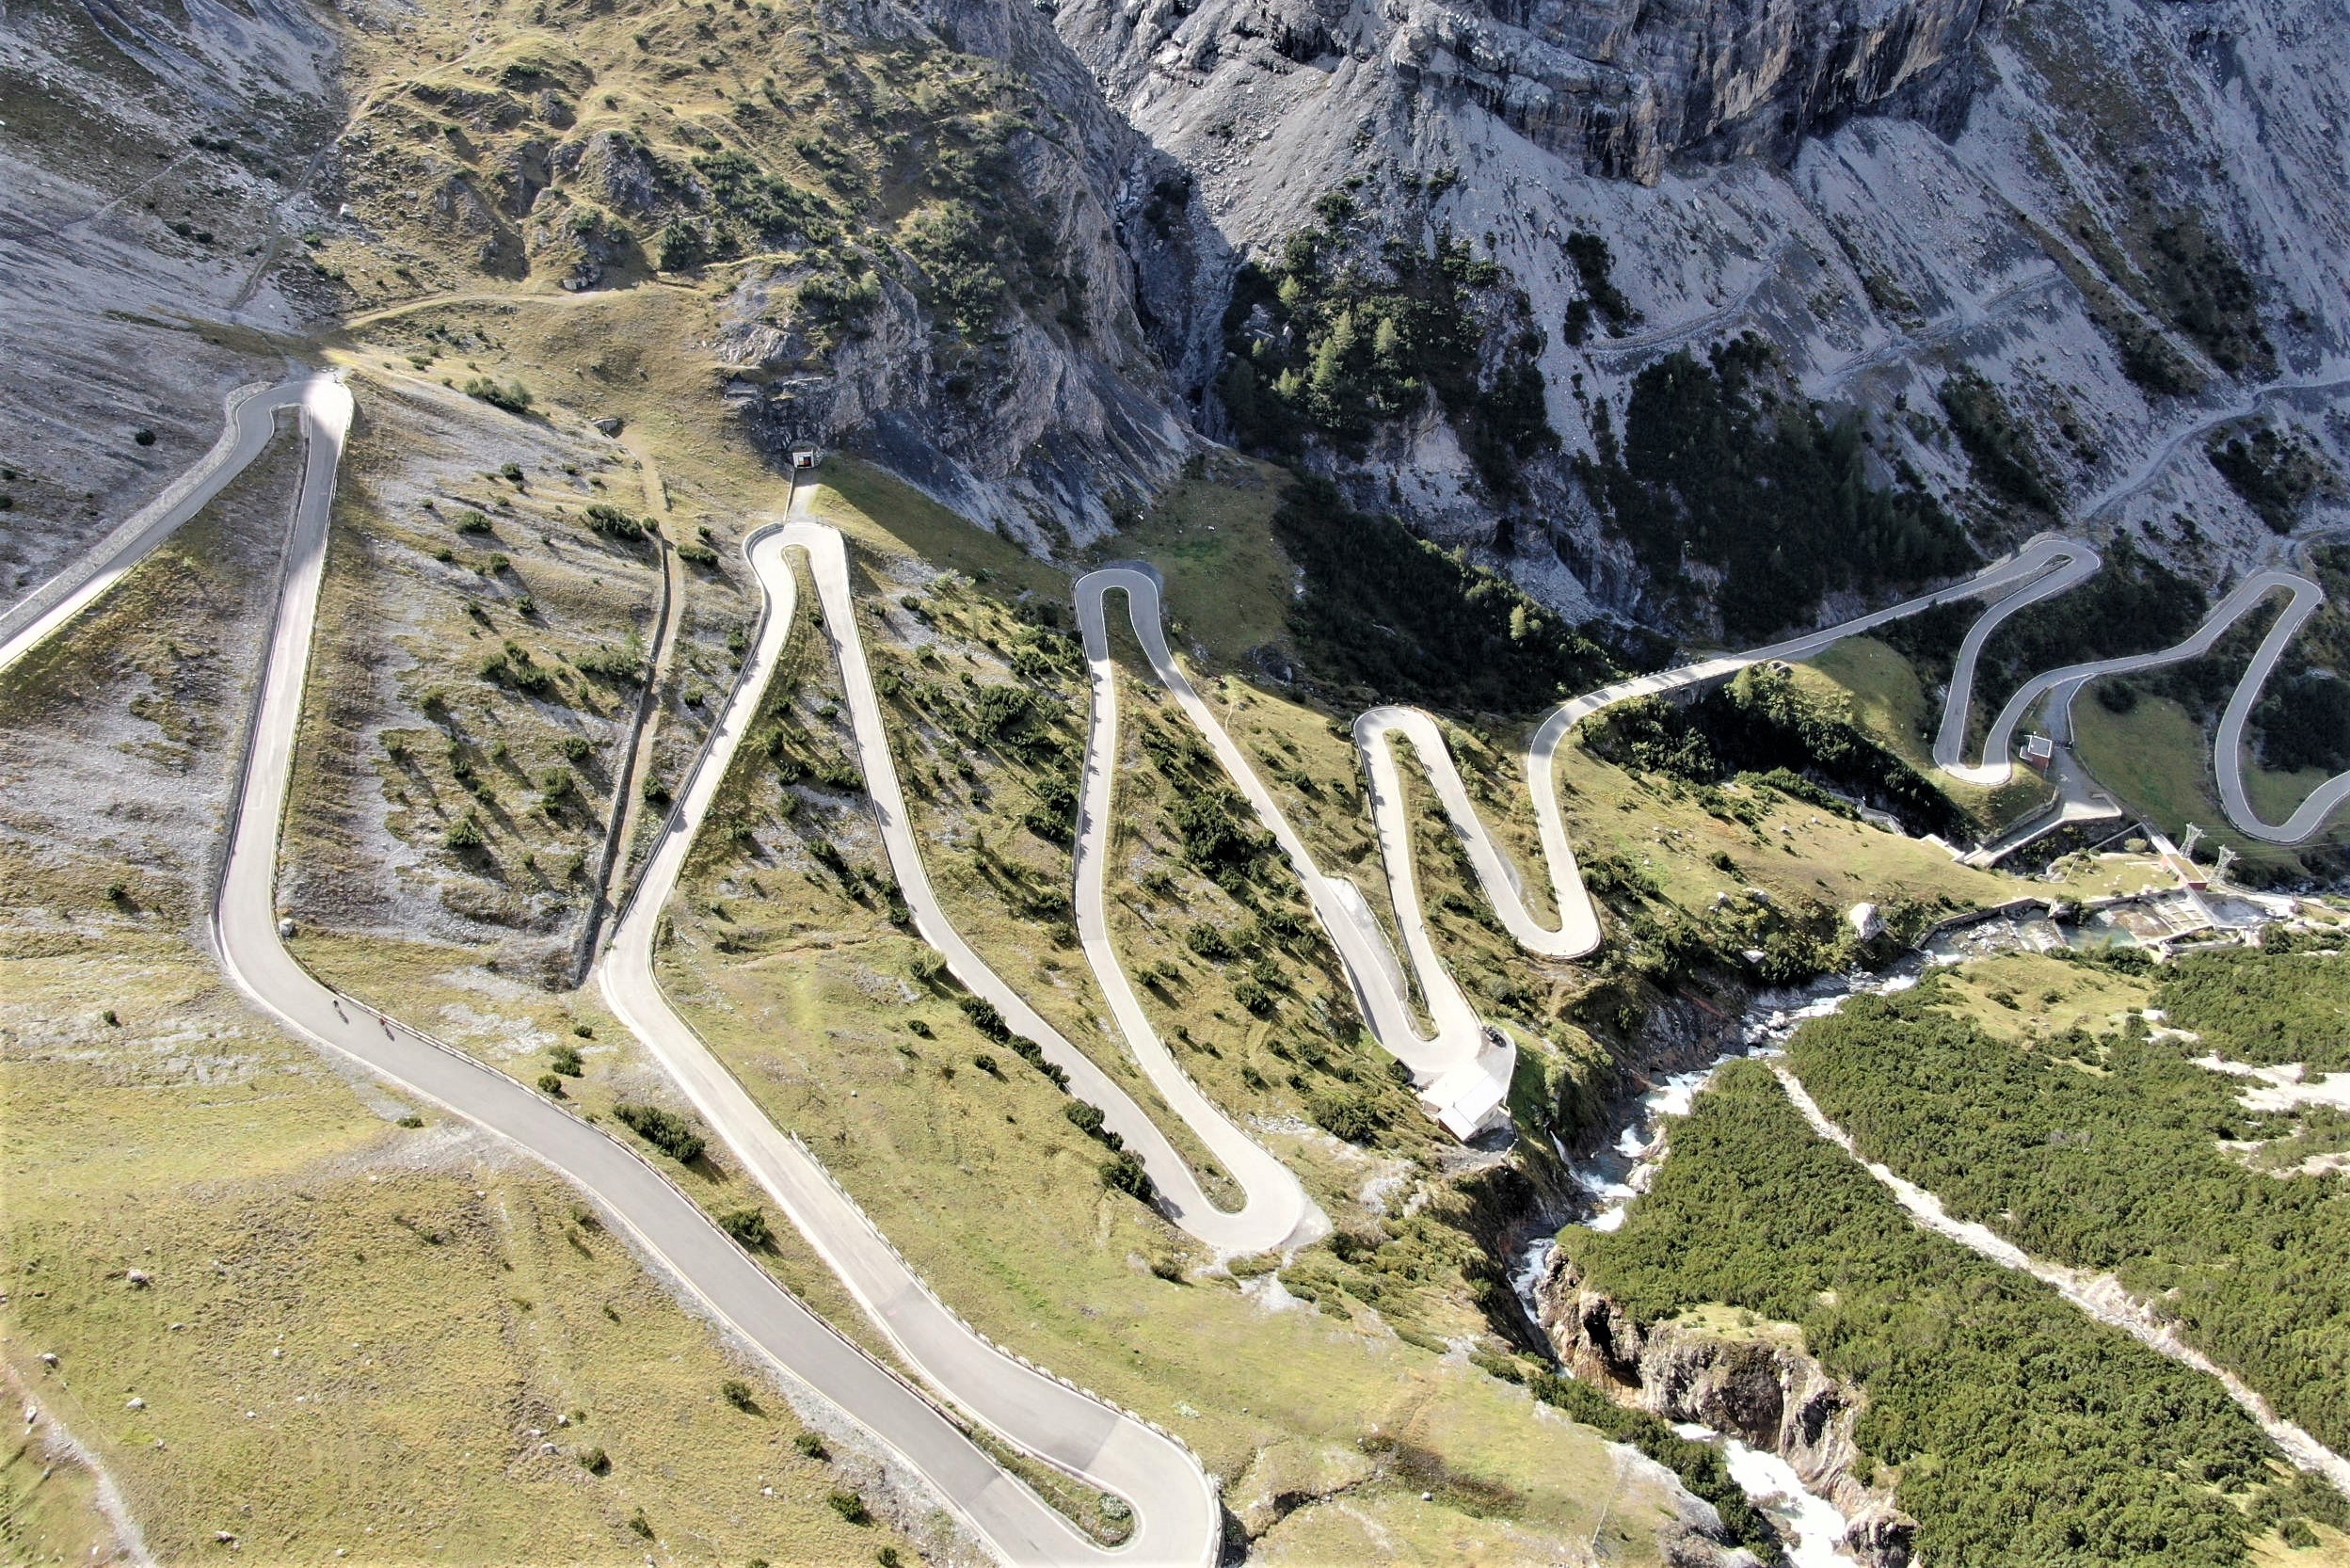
[
  {"xmin": 651, "ymin": 477, "xmax": 1685, "ymax": 1560},
  {"xmin": 0, "ymin": 466, "xmax": 909, "ymax": 1561},
  {"xmin": 2, "ymin": 1348, "xmax": 123, "ymax": 1565},
  {"xmin": 1542, "ymin": 733, "xmax": 2014, "ymax": 925},
  {"xmin": 1, "ymin": 953, "xmax": 901, "ymax": 1567},
  {"xmin": 1798, "ymin": 635, "xmax": 2054, "ymax": 830},
  {"xmin": 1093, "ymin": 449, "xmax": 1297, "ymax": 659},
  {"xmin": 281, "ymin": 371, "xmax": 688, "ymax": 982},
  {"xmin": 1915, "ymin": 949, "xmax": 2155, "ymax": 1041},
  {"xmin": 2037, "ymin": 847, "xmax": 2179, "ymax": 901},
  {"xmin": 2070, "ymin": 690, "xmax": 2343, "ymax": 874}
]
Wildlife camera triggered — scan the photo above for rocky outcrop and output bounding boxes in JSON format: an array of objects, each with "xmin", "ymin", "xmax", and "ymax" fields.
[
  {"xmin": 1385, "ymin": 0, "xmax": 2006, "ymax": 183},
  {"xmin": 705, "ymin": 0, "xmax": 1217, "ymax": 546},
  {"xmin": 704, "ymin": 104, "xmax": 1203, "ymax": 549},
  {"xmin": 718, "ymin": 248, "xmax": 1195, "ymax": 550},
  {"xmin": 1536, "ymin": 1251, "xmax": 1919, "ymax": 1568},
  {"xmin": 1058, "ymin": 0, "xmax": 2003, "ymax": 188}
]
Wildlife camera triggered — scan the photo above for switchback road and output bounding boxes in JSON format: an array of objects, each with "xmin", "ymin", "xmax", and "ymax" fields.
[
  {"xmin": 0, "ymin": 374, "xmax": 323, "ymax": 674},
  {"xmin": 1075, "ymin": 535, "xmax": 2092, "ymax": 1136},
  {"xmin": 169, "ymin": 386, "xmax": 1217, "ymax": 1567},
  {"xmin": 17, "ymin": 352, "xmax": 2350, "ymax": 1568},
  {"xmin": 1935, "ymin": 553, "xmax": 2350, "ymax": 845}
]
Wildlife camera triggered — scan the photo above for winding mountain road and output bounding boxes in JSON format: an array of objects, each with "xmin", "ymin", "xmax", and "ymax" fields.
[
  {"xmin": 15, "ymin": 337, "xmax": 2350, "ymax": 1565},
  {"xmin": 1931, "ymin": 537, "xmax": 2103, "ymax": 786},
  {"xmin": 8, "ymin": 381, "xmax": 1216, "ymax": 1567},
  {"xmin": 594, "ymin": 504, "xmax": 1219, "ymax": 1566},
  {"xmin": 0, "ymin": 374, "xmax": 325, "ymax": 675},
  {"xmin": 2214, "ymin": 579, "xmax": 2350, "ymax": 841},
  {"xmin": 1934, "ymin": 551, "xmax": 2350, "ymax": 845},
  {"xmin": 1075, "ymin": 534, "xmax": 2101, "ymax": 1135},
  {"xmin": 1083, "ymin": 568, "xmax": 1512, "ymax": 1135}
]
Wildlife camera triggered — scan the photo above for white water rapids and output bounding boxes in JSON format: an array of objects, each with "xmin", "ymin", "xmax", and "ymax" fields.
[
  {"xmin": 1513, "ymin": 963, "xmax": 1934, "ymax": 1563},
  {"xmin": 1510, "ymin": 898, "xmax": 2347, "ymax": 1561}
]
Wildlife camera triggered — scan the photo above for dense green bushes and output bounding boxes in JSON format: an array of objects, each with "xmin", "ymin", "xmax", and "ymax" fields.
[
  {"xmin": 693, "ymin": 148, "xmax": 841, "ymax": 251},
  {"xmin": 1098, "ymin": 1148, "xmax": 1153, "ymax": 1201},
  {"xmin": 1271, "ymin": 477, "xmax": 1613, "ymax": 712},
  {"xmin": 1303, "ymin": 1086, "xmax": 1386, "ymax": 1144},
  {"xmin": 2158, "ymin": 948, "xmax": 2350, "ymax": 1070},
  {"xmin": 2143, "ymin": 212, "xmax": 2273, "ymax": 379},
  {"xmin": 614, "ymin": 1101, "xmax": 706, "ymax": 1164},
  {"xmin": 2254, "ymin": 671, "xmax": 2350, "ymax": 773},
  {"xmin": 1166, "ymin": 784, "xmax": 1271, "ymax": 887},
  {"xmin": 1219, "ymin": 204, "xmax": 1558, "ymax": 495},
  {"xmin": 899, "ymin": 200, "xmax": 1011, "ymax": 340},
  {"xmin": 1577, "ymin": 336, "xmax": 1977, "ymax": 638},
  {"xmin": 2207, "ymin": 424, "xmax": 2335, "ymax": 534},
  {"xmin": 1790, "ymin": 984, "xmax": 2350, "ymax": 1479},
  {"xmin": 1582, "ymin": 664, "xmax": 1964, "ymax": 838},
  {"xmin": 1938, "ymin": 367, "xmax": 2055, "ymax": 514},
  {"xmin": 461, "ymin": 376, "xmax": 533, "ymax": 415},
  {"xmin": 1562, "ymin": 1062, "xmax": 2294, "ymax": 1568},
  {"xmin": 791, "ymin": 264, "xmax": 881, "ymax": 350},
  {"xmin": 580, "ymin": 503, "xmax": 647, "ymax": 540},
  {"xmin": 718, "ymin": 1208, "xmax": 773, "ymax": 1249},
  {"xmin": 1559, "ymin": 231, "xmax": 1633, "ymax": 346}
]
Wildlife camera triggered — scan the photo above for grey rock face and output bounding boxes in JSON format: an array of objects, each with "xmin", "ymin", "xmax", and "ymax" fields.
[
  {"xmin": 1058, "ymin": 0, "xmax": 2001, "ymax": 188},
  {"xmin": 1537, "ymin": 1250, "xmax": 1919, "ymax": 1568},
  {"xmin": 1387, "ymin": 0, "xmax": 2006, "ymax": 181},
  {"xmin": 550, "ymin": 130, "xmax": 677, "ymax": 218},
  {"xmin": 1049, "ymin": 0, "xmax": 2350, "ymax": 637},
  {"xmin": 695, "ymin": 0, "xmax": 1213, "ymax": 547}
]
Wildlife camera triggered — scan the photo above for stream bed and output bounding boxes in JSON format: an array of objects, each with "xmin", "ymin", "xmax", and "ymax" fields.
[{"xmin": 1510, "ymin": 893, "xmax": 2239, "ymax": 1562}]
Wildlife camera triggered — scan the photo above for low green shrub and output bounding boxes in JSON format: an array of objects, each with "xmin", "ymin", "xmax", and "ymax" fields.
[
  {"xmin": 718, "ymin": 1208, "xmax": 773, "ymax": 1249},
  {"xmin": 1099, "ymin": 1149, "xmax": 1153, "ymax": 1202},
  {"xmin": 613, "ymin": 1102, "xmax": 705, "ymax": 1163},
  {"xmin": 461, "ymin": 377, "xmax": 533, "ymax": 415}
]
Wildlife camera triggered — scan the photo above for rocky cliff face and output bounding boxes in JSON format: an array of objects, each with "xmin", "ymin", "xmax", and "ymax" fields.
[
  {"xmin": 1536, "ymin": 1250, "xmax": 1919, "ymax": 1568},
  {"xmin": 0, "ymin": 0, "xmax": 342, "ymax": 600},
  {"xmin": 1051, "ymin": 0, "xmax": 2350, "ymax": 632},
  {"xmin": 312, "ymin": 0, "xmax": 1225, "ymax": 551},
  {"xmin": 706, "ymin": 0, "xmax": 1227, "ymax": 545},
  {"xmin": 1067, "ymin": 0, "xmax": 2005, "ymax": 185}
]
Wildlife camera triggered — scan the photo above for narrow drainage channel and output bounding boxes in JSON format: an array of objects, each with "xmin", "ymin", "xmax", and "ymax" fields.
[{"xmin": 1508, "ymin": 954, "xmax": 1915, "ymax": 1563}]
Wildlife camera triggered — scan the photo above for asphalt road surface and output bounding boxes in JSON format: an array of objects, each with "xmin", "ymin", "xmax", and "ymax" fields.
[
  {"xmin": 1077, "ymin": 536, "xmax": 2140, "ymax": 1136},
  {"xmin": 15, "ymin": 355, "xmax": 2350, "ymax": 1566},
  {"xmin": 0, "ymin": 374, "xmax": 324, "ymax": 674},
  {"xmin": 596, "ymin": 499, "xmax": 1223, "ymax": 1563},
  {"xmin": 1934, "ymin": 552, "xmax": 2350, "ymax": 845},
  {"xmin": 194, "ymin": 396, "xmax": 1212, "ymax": 1568}
]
